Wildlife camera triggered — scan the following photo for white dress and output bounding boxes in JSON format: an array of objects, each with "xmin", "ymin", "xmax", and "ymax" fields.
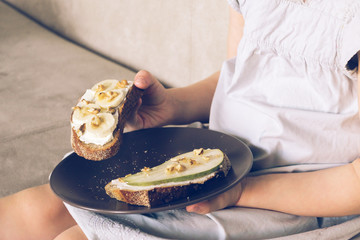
[
  {"xmin": 211, "ymin": 0, "xmax": 360, "ymax": 173},
  {"xmin": 66, "ymin": 1, "xmax": 360, "ymax": 239}
]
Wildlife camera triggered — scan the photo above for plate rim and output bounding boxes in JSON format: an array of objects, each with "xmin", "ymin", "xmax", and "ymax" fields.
[{"xmin": 50, "ymin": 127, "xmax": 253, "ymax": 214}]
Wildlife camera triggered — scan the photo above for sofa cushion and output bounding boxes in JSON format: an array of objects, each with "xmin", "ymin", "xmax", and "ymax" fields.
[
  {"xmin": 3, "ymin": 0, "xmax": 229, "ymax": 87},
  {"xmin": 0, "ymin": 1, "xmax": 136, "ymax": 196}
]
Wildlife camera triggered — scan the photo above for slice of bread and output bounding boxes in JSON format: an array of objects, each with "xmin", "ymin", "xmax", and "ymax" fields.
[
  {"xmin": 105, "ymin": 149, "xmax": 232, "ymax": 207},
  {"xmin": 71, "ymin": 79, "xmax": 143, "ymax": 161}
]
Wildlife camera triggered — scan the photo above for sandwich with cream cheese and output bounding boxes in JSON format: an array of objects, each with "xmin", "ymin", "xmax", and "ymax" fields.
[
  {"xmin": 71, "ymin": 79, "xmax": 143, "ymax": 161},
  {"xmin": 105, "ymin": 148, "xmax": 231, "ymax": 207}
]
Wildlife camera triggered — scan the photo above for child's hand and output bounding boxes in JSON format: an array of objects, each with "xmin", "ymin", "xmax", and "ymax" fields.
[
  {"xmin": 125, "ymin": 70, "xmax": 176, "ymax": 131},
  {"xmin": 186, "ymin": 182, "xmax": 244, "ymax": 214},
  {"xmin": 127, "ymin": 70, "xmax": 219, "ymax": 131}
]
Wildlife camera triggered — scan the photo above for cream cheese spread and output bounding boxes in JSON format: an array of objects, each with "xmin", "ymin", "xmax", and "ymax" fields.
[
  {"xmin": 71, "ymin": 79, "xmax": 133, "ymax": 145},
  {"xmin": 111, "ymin": 171, "xmax": 217, "ymax": 191}
]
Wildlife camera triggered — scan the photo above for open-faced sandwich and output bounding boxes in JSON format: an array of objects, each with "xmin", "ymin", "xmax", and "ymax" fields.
[
  {"xmin": 105, "ymin": 148, "xmax": 231, "ymax": 207},
  {"xmin": 70, "ymin": 79, "xmax": 143, "ymax": 161}
]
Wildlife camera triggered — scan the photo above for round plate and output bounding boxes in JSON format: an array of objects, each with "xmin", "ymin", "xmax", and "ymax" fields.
[{"xmin": 50, "ymin": 127, "xmax": 253, "ymax": 214}]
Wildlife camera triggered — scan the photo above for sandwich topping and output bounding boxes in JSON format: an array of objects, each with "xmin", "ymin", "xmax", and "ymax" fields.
[
  {"xmin": 110, "ymin": 148, "xmax": 226, "ymax": 189},
  {"xmin": 71, "ymin": 79, "xmax": 133, "ymax": 145}
]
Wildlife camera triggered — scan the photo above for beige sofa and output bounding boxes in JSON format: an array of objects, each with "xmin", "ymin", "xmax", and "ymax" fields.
[{"xmin": 0, "ymin": 0, "xmax": 229, "ymax": 197}]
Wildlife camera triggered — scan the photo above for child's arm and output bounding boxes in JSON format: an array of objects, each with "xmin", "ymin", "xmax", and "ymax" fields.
[
  {"xmin": 170, "ymin": 7, "xmax": 244, "ymax": 123},
  {"xmin": 188, "ymin": 159, "xmax": 360, "ymax": 216},
  {"xmin": 227, "ymin": 7, "xmax": 244, "ymax": 59},
  {"xmin": 238, "ymin": 159, "xmax": 360, "ymax": 217}
]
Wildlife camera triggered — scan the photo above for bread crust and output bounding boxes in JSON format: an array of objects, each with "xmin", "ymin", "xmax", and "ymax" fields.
[
  {"xmin": 71, "ymin": 84, "xmax": 143, "ymax": 161},
  {"xmin": 105, "ymin": 154, "xmax": 232, "ymax": 207},
  {"xmin": 71, "ymin": 127, "xmax": 121, "ymax": 161}
]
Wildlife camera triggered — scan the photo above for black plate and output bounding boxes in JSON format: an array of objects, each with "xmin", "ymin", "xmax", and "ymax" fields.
[{"xmin": 50, "ymin": 127, "xmax": 253, "ymax": 214}]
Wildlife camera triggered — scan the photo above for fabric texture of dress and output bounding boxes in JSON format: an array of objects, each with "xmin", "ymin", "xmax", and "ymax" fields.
[{"xmin": 211, "ymin": 0, "xmax": 360, "ymax": 173}]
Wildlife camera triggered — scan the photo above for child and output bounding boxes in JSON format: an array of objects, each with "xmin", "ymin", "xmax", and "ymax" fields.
[{"xmin": 1, "ymin": 0, "xmax": 360, "ymax": 239}]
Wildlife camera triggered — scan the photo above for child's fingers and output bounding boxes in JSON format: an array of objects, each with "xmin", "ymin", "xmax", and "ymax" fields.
[
  {"xmin": 134, "ymin": 70, "xmax": 156, "ymax": 90},
  {"xmin": 186, "ymin": 183, "xmax": 243, "ymax": 214}
]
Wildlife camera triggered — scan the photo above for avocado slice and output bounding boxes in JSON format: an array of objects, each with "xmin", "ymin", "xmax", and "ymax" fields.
[{"xmin": 122, "ymin": 148, "xmax": 224, "ymax": 186}]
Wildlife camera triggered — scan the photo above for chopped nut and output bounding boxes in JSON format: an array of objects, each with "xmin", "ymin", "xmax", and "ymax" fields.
[
  {"xmin": 175, "ymin": 163, "xmax": 186, "ymax": 172},
  {"xmin": 107, "ymin": 107, "xmax": 116, "ymax": 114},
  {"xmin": 87, "ymin": 107, "xmax": 100, "ymax": 114},
  {"xmin": 95, "ymin": 84, "xmax": 105, "ymax": 92},
  {"xmin": 91, "ymin": 115, "xmax": 102, "ymax": 127},
  {"xmin": 193, "ymin": 148, "xmax": 204, "ymax": 155},
  {"xmin": 165, "ymin": 163, "xmax": 177, "ymax": 174},
  {"xmin": 116, "ymin": 79, "xmax": 129, "ymax": 89},
  {"xmin": 165, "ymin": 163, "xmax": 187, "ymax": 174},
  {"xmin": 96, "ymin": 92, "xmax": 107, "ymax": 100},
  {"xmin": 81, "ymin": 99, "xmax": 91, "ymax": 105},
  {"xmin": 96, "ymin": 90, "xmax": 119, "ymax": 102},
  {"xmin": 179, "ymin": 157, "xmax": 196, "ymax": 166},
  {"xmin": 106, "ymin": 91, "xmax": 119, "ymax": 101},
  {"xmin": 165, "ymin": 167, "xmax": 174, "ymax": 174},
  {"xmin": 141, "ymin": 167, "xmax": 151, "ymax": 172},
  {"xmin": 141, "ymin": 167, "xmax": 151, "ymax": 176}
]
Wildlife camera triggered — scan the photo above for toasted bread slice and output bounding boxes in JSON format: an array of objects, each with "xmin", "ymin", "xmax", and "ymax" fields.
[
  {"xmin": 105, "ymin": 149, "xmax": 231, "ymax": 207},
  {"xmin": 71, "ymin": 79, "xmax": 143, "ymax": 161}
]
